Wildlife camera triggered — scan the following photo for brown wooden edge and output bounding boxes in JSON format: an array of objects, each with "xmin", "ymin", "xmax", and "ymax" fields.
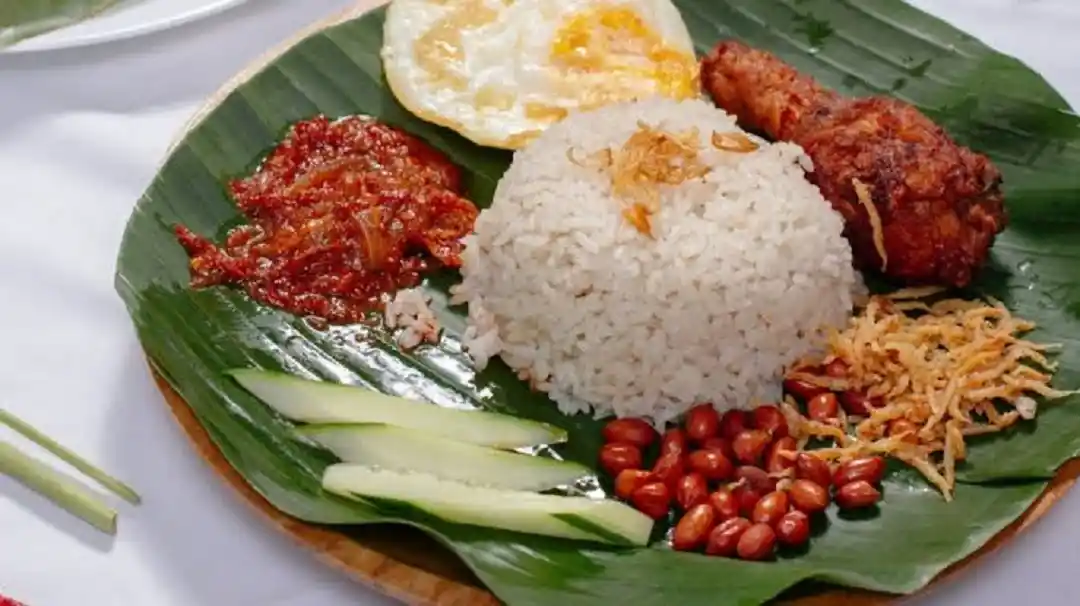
[
  {"xmin": 151, "ymin": 363, "xmax": 498, "ymax": 606},
  {"xmin": 149, "ymin": 1, "xmax": 1080, "ymax": 604}
]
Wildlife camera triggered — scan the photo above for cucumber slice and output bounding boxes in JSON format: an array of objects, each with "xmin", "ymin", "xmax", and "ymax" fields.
[
  {"xmin": 228, "ymin": 369, "xmax": 566, "ymax": 449},
  {"xmin": 297, "ymin": 424, "xmax": 590, "ymax": 491},
  {"xmin": 322, "ymin": 465, "xmax": 653, "ymax": 547}
]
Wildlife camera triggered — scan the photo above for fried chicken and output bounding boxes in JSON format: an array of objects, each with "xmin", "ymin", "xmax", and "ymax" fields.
[{"xmin": 700, "ymin": 41, "xmax": 1006, "ymax": 287}]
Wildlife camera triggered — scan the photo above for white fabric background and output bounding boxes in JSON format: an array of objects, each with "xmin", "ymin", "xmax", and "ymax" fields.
[{"xmin": 1, "ymin": 1, "xmax": 1078, "ymax": 604}]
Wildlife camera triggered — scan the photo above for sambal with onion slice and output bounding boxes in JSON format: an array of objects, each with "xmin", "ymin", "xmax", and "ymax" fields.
[{"xmin": 174, "ymin": 115, "xmax": 478, "ymax": 324}]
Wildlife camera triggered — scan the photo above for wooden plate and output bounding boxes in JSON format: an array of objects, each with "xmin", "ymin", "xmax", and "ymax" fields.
[{"xmin": 151, "ymin": 2, "xmax": 1080, "ymax": 604}]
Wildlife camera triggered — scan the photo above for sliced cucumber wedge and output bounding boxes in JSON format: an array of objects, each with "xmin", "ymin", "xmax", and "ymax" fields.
[
  {"xmin": 229, "ymin": 369, "xmax": 566, "ymax": 449},
  {"xmin": 297, "ymin": 424, "xmax": 589, "ymax": 491},
  {"xmin": 322, "ymin": 466, "xmax": 653, "ymax": 547}
]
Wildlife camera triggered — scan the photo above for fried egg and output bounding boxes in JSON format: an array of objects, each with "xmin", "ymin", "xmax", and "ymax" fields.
[{"xmin": 381, "ymin": 0, "xmax": 699, "ymax": 149}]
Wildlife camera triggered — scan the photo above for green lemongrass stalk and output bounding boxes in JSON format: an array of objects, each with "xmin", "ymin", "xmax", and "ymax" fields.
[
  {"xmin": 0, "ymin": 441, "xmax": 117, "ymax": 535},
  {"xmin": 0, "ymin": 409, "xmax": 141, "ymax": 504}
]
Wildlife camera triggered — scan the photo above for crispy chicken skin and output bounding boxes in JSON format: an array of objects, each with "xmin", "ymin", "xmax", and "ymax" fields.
[{"xmin": 701, "ymin": 41, "xmax": 1007, "ymax": 287}]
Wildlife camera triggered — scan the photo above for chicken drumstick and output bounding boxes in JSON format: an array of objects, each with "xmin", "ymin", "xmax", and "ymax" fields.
[{"xmin": 701, "ymin": 41, "xmax": 1006, "ymax": 288}]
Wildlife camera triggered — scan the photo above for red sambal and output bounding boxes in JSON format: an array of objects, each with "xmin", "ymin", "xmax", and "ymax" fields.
[{"xmin": 175, "ymin": 115, "xmax": 478, "ymax": 324}]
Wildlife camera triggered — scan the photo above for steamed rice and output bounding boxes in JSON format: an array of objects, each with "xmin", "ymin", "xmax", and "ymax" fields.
[{"xmin": 451, "ymin": 98, "xmax": 859, "ymax": 426}]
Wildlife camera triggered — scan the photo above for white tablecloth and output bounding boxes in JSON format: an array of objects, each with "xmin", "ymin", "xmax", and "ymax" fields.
[{"xmin": 1, "ymin": 1, "xmax": 1078, "ymax": 604}]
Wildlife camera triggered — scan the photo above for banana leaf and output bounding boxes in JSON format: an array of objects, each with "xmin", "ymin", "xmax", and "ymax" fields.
[
  {"xmin": 0, "ymin": 0, "xmax": 122, "ymax": 47},
  {"xmin": 114, "ymin": 0, "xmax": 1080, "ymax": 604}
]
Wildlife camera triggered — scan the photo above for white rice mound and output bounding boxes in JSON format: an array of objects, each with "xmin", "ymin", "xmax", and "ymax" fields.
[{"xmin": 451, "ymin": 97, "xmax": 859, "ymax": 426}]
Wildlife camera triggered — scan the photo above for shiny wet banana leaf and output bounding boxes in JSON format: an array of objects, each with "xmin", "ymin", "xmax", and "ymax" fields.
[
  {"xmin": 115, "ymin": 1, "xmax": 1080, "ymax": 604},
  {"xmin": 0, "ymin": 0, "xmax": 121, "ymax": 47}
]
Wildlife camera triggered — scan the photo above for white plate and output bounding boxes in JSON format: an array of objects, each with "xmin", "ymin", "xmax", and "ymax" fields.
[{"xmin": 4, "ymin": 0, "xmax": 249, "ymax": 53}]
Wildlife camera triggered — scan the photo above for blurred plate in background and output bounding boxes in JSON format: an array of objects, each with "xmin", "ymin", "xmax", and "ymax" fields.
[{"xmin": 4, "ymin": 0, "xmax": 248, "ymax": 53}]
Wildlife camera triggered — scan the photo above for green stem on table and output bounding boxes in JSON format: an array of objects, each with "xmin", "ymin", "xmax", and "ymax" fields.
[
  {"xmin": 0, "ymin": 409, "xmax": 141, "ymax": 504},
  {"xmin": 0, "ymin": 441, "xmax": 117, "ymax": 535}
]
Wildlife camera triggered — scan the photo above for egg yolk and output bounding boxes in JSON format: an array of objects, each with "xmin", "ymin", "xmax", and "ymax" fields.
[{"xmin": 550, "ymin": 6, "xmax": 699, "ymax": 105}]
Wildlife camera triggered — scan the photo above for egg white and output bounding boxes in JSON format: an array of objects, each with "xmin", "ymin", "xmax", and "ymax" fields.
[{"xmin": 381, "ymin": 0, "xmax": 698, "ymax": 149}]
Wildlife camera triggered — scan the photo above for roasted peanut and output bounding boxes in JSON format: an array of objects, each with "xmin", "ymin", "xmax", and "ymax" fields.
[
  {"xmin": 835, "ymin": 480, "xmax": 882, "ymax": 510},
  {"xmin": 751, "ymin": 491, "xmax": 789, "ymax": 527},
  {"xmin": 602, "ymin": 418, "xmax": 657, "ymax": 448},
  {"xmin": 651, "ymin": 451, "xmax": 686, "ymax": 489},
  {"xmin": 719, "ymin": 410, "xmax": 750, "ymax": 440},
  {"xmin": 709, "ymin": 489, "xmax": 740, "ymax": 521},
  {"xmin": 765, "ymin": 437, "xmax": 797, "ymax": 474},
  {"xmin": 775, "ymin": 511, "xmax": 811, "ymax": 547},
  {"xmin": 736, "ymin": 466, "xmax": 778, "ymax": 494},
  {"xmin": 839, "ymin": 391, "xmax": 881, "ymax": 416},
  {"xmin": 732, "ymin": 484, "xmax": 763, "ymax": 517},
  {"xmin": 688, "ymin": 448, "xmax": 736, "ymax": 482},
  {"xmin": 672, "ymin": 504, "xmax": 717, "ymax": 551},
  {"xmin": 824, "ymin": 359, "xmax": 848, "ymax": 378},
  {"xmin": 706, "ymin": 517, "xmax": 752, "ymax": 557},
  {"xmin": 675, "ymin": 473, "xmax": 710, "ymax": 511},
  {"xmin": 630, "ymin": 482, "xmax": 672, "ymax": 520},
  {"xmin": 685, "ymin": 403, "xmax": 720, "ymax": 442},
  {"xmin": 752, "ymin": 405, "xmax": 789, "ymax": 439},
  {"xmin": 783, "ymin": 377, "xmax": 828, "ymax": 402},
  {"xmin": 788, "ymin": 479, "xmax": 830, "ymax": 514},
  {"xmin": 807, "ymin": 392, "xmax": 840, "ymax": 422},
  {"xmin": 736, "ymin": 523, "xmax": 777, "ymax": 560},
  {"xmin": 795, "ymin": 453, "xmax": 833, "ymax": 488},
  {"xmin": 732, "ymin": 430, "xmax": 771, "ymax": 465},
  {"xmin": 660, "ymin": 428, "xmax": 688, "ymax": 456},
  {"xmin": 614, "ymin": 469, "xmax": 654, "ymax": 500},
  {"xmin": 833, "ymin": 456, "xmax": 886, "ymax": 488},
  {"xmin": 701, "ymin": 436, "xmax": 737, "ymax": 461},
  {"xmin": 599, "ymin": 443, "xmax": 642, "ymax": 477}
]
